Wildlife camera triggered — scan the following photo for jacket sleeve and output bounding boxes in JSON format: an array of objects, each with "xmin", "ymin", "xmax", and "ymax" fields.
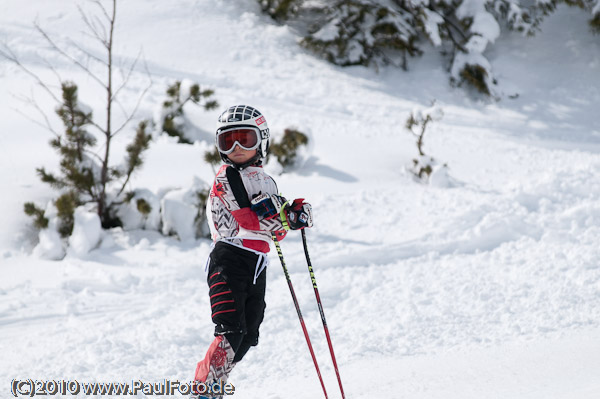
[
  {"xmin": 231, "ymin": 200, "xmax": 288, "ymax": 234},
  {"xmin": 214, "ymin": 169, "xmax": 288, "ymax": 234},
  {"xmin": 230, "ymin": 207, "xmax": 288, "ymax": 240}
]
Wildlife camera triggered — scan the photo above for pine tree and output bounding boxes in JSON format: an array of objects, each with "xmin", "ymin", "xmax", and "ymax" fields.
[
  {"xmin": 566, "ymin": 0, "xmax": 600, "ymax": 33},
  {"xmin": 31, "ymin": 82, "xmax": 95, "ymax": 236},
  {"xmin": 300, "ymin": 0, "xmax": 420, "ymax": 69},
  {"xmin": 160, "ymin": 80, "xmax": 219, "ymax": 144},
  {"xmin": 38, "ymin": 82, "xmax": 97, "ymax": 198},
  {"xmin": 2, "ymin": 0, "xmax": 154, "ymax": 237},
  {"xmin": 26, "ymin": 82, "xmax": 152, "ymax": 237},
  {"xmin": 204, "ymin": 148, "xmax": 222, "ymax": 173},
  {"xmin": 405, "ymin": 102, "xmax": 443, "ymax": 182},
  {"xmin": 23, "ymin": 202, "xmax": 49, "ymax": 230},
  {"xmin": 259, "ymin": 0, "xmax": 302, "ymax": 21},
  {"xmin": 268, "ymin": 128, "xmax": 309, "ymax": 168},
  {"xmin": 259, "ymin": 0, "xmax": 599, "ymax": 96},
  {"xmin": 121, "ymin": 120, "xmax": 153, "ymax": 193}
]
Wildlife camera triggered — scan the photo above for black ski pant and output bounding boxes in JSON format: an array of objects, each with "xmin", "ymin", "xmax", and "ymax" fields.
[{"xmin": 207, "ymin": 241, "xmax": 267, "ymax": 363}]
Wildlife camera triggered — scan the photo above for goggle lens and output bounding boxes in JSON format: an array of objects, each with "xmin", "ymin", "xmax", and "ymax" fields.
[{"xmin": 217, "ymin": 128, "xmax": 259, "ymax": 153}]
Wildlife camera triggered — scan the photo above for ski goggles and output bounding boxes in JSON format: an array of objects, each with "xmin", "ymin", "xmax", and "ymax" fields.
[{"xmin": 216, "ymin": 127, "xmax": 261, "ymax": 154}]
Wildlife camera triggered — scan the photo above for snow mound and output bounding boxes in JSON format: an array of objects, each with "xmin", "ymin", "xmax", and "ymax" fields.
[
  {"xmin": 68, "ymin": 206, "xmax": 102, "ymax": 257},
  {"xmin": 161, "ymin": 176, "xmax": 210, "ymax": 241},
  {"xmin": 32, "ymin": 228, "xmax": 65, "ymax": 260},
  {"xmin": 117, "ymin": 188, "xmax": 161, "ymax": 231}
]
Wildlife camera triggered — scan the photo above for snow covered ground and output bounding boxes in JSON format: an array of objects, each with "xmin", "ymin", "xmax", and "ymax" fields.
[{"xmin": 1, "ymin": 1, "xmax": 599, "ymax": 398}]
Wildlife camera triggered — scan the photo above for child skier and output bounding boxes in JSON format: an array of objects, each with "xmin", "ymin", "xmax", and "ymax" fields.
[{"xmin": 192, "ymin": 105, "xmax": 313, "ymax": 398}]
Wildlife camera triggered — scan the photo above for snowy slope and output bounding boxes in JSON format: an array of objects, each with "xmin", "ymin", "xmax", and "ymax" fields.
[{"xmin": 1, "ymin": 1, "xmax": 600, "ymax": 398}]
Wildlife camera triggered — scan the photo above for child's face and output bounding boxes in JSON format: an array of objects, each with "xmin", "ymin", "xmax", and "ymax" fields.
[{"xmin": 226, "ymin": 145, "xmax": 257, "ymax": 165}]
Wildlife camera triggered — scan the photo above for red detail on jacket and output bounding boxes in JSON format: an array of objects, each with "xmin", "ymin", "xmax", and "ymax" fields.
[
  {"xmin": 214, "ymin": 182, "xmax": 225, "ymax": 198},
  {"xmin": 231, "ymin": 208, "xmax": 259, "ymax": 230},
  {"xmin": 230, "ymin": 208, "xmax": 280, "ymax": 252},
  {"xmin": 243, "ymin": 239, "xmax": 270, "ymax": 253}
]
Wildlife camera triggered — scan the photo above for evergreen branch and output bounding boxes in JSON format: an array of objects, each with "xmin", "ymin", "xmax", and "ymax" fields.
[
  {"xmin": 434, "ymin": 9, "xmax": 468, "ymax": 39},
  {"xmin": 428, "ymin": 9, "xmax": 468, "ymax": 53},
  {"xmin": 177, "ymin": 95, "xmax": 194, "ymax": 113},
  {"xmin": 204, "ymin": 100, "xmax": 219, "ymax": 110},
  {"xmin": 24, "ymin": 202, "xmax": 49, "ymax": 229},
  {"xmin": 37, "ymin": 167, "xmax": 68, "ymax": 189},
  {"xmin": 115, "ymin": 120, "xmax": 151, "ymax": 198}
]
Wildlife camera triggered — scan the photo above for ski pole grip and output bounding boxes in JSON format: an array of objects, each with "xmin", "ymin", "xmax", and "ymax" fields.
[{"xmin": 279, "ymin": 200, "xmax": 290, "ymax": 231}]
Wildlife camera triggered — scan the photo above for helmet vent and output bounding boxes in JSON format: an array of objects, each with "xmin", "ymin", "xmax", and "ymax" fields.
[{"xmin": 219, "ymin": 105, "xmax": 261, "ymax": 123}]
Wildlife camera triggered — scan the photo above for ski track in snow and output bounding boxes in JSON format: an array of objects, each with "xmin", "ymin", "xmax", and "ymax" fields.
[{"xmin": 1, "ymin": 1, "xmax": 600, "ymax": 398}]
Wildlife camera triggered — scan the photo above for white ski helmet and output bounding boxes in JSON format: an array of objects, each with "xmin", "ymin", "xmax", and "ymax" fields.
[{"xmin": 215, "ymin": 105, "xmax": 270, "ymax": 168}]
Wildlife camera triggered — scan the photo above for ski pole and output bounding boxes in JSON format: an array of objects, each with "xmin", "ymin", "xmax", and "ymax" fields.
[
  {"xmin": 272, "ymin": 233, "xmax": 329, "ymax": 399},
  {"xmin": 301, "ymin": 229, "xmax": 346, "ymax": 399}
]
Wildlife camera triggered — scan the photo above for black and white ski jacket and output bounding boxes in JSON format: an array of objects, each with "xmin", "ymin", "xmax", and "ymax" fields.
[{"xmin": 206, "ymin": 165, "xmax": 287, "ymax": 254}]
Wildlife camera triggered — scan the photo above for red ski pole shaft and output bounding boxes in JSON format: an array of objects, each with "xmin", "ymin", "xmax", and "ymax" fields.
[
  {"xmin": 272, "ymin": 234, "xmax": 329, "ymax": 399},
  {"xmin": 302, "ymin": 229, "xmax": 346, "ymax": 399}
]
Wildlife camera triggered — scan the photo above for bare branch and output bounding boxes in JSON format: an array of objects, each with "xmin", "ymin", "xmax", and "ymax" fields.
[
  {"xmin": 83, "ymin": 148, "xmax": 105, "ymax": 164},
  {"xmin": 0, "ymin": 45, "xmax": 61, "ymax": 103},
  {"xmin": 114, "ymin": 99, "xmax": 129, "ymax": 122},
  {"xmin": 66, "ymin": 37, "xmax": 108, "ymax": 67},
  {"xmin": 141, "ymin": 54, "xmax": 154, "ymax": 86},
  {"xmin": 11, "ymin": 97, "xmax": 61, "ymax": 138},
  {"xmin": 93, "ymin": 15, "xmax": 109, "ymax": 46},
  {"xmin": 111, "ymin": 54, "xmax": 153, "ymax": 137},
  {"xmin": 112, "ymin": 49, "xmax": 142, "ymax": 100},
  {"xmin": 91, "ymin": 0, "xmax": 113, "ymax": 26},
  {"xmin": 79, "ymin": 29, "xmax": 104, "ymax": 47},
  {"xmin": 86, "ymin": 118, "xmax": 109, "ymax": 136},
  {"xmin": 33, "ymin": 21, "xmax": 106, "ymax": 88},
  {"xmin": 115, "ymin": 171, "xmax": 132, "ymax": 200},
  {"xmin": 77, "ymin": 4, "xmax": 106, "ymax": 45},
  {"xmin": 39, "ymin": 56, "xmax": 64, "ymax": 84},
  {"xmin": 111, "ymin": 82, "xmax": 152, "ymax": 137},
  {"xmin": 77, "ymin": 3, "xmax": 110, "ymax": 50},
  {"xmin": 97, "ymin": 0, "xmax": 117, "ymax": 221}
]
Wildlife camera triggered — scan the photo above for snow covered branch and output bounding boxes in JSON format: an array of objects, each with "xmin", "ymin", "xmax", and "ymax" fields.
[{"xmin": 260, "ymin": 0, "xmax": 600, "ymax": 96}]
